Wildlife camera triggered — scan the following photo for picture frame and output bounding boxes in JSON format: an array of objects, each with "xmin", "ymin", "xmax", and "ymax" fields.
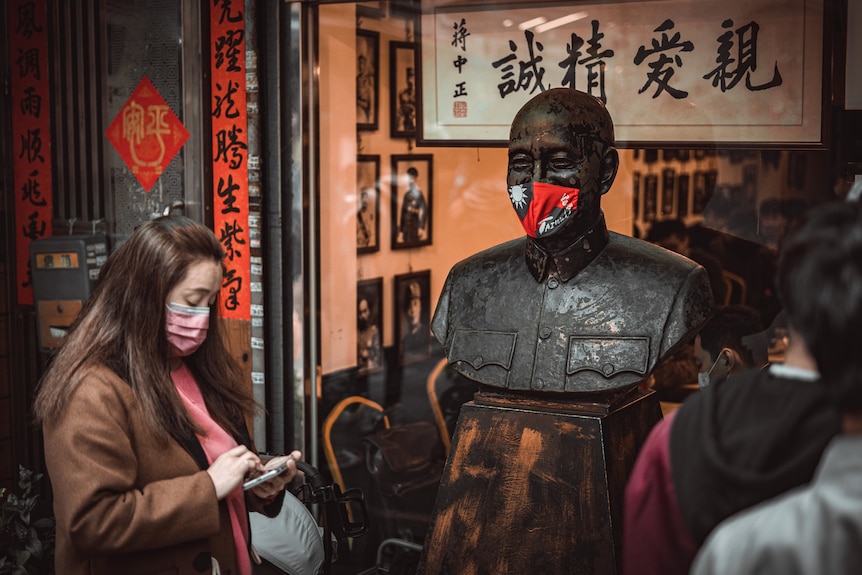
[
  {"xmin": 661, "ymin": 168, "xmax": 676, "ymax": 217},
  {"xmin": 677, "ymin": 173, "xmax": 690, "ymax": 217},
  {"xmin": 643, "ymin": 173, "xmax": 658, "ymax": 222},
  {"xmin": 357, "ymin": 154, "xmax": 381, "ymax": 254},
  {"xmin": 692, "ymin": 171, "xmax": 709, "ymax": 215},
  {"xmin": 389, "ymin": 41, "xmax": 418, "ymax": 139},
  {"xmin": 356, "ymin": 29, "xmax": 380, "ymax": 131},
  {"xmin": 417, "ymin": 0, "xmax": 826, "ymax": 147},
  {"xmin": 390, "ymin": 0, "xmax": 421, "ymax": 20},
  {"xmin": 357, "ymin": 278, "xmax": 385, "ymax": 375},
  {"xmin": 391, "ymin": 154, "xmax": 433, "ymax": 249},
  {"xmin": 394, "ymin": 270, "xmax": 432, "ymax": 366},
  {"xmin": 356, "ymin": 1, "xmax": 385, "ymax": 19}
]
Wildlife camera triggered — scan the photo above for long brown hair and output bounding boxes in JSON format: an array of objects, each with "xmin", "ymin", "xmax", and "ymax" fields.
[{"xmin": 33, "ymin": 215, "xmax": 258, "ymax": 443}]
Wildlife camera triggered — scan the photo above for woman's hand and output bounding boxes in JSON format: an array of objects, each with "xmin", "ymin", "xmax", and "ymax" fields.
[
  {"xmin": 250, "ymin": 450, "xmax": 303, "ymax": 501},
  {"xmin": 207, "ymin": 445, "xmax": 262, "ymax": 500}
]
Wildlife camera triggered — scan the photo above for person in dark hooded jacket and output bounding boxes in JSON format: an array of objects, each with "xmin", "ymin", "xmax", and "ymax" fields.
[
  {"xmin": 622, "ymin": 206, "xmax": 843, "ymax": 575},
  {"xmin": 690, "ymin": 201, "xmax": 862, "ymax": 574}
]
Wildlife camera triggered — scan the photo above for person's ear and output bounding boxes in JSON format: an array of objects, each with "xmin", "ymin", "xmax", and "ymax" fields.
[
  {"xmin": 600, "ymin": 146, "xmax": 619, "ymax": 196},
  {"xmin": 721, "ymin": 348, "xmax": 741, "ymax": 373}
]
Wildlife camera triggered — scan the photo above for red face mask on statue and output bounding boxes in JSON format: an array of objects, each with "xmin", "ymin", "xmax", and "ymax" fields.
[{"xmin": 508, "ymin": 181, "xmax": 580, "ymax": 238}]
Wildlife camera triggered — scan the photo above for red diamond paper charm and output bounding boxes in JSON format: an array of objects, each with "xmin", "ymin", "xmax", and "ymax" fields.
[{"xmin": 106, "ymin": 76, "xmax": 190, "ymax": 192}]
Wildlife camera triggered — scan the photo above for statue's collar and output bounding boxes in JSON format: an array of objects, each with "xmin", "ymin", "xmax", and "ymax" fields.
[{"xmin": 524, "ymin": 214, "xmax": 610, "ymax": 283}]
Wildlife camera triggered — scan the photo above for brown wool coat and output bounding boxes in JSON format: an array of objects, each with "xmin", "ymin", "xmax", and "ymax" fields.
[{"xmin": 43, "ymin": 366, "xmax": 278, "ymax": 575}]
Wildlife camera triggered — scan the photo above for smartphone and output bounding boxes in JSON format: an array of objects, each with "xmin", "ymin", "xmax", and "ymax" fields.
[{"xmin": 242, "ymin": 463, "xmax": 288, "ymax": 491}]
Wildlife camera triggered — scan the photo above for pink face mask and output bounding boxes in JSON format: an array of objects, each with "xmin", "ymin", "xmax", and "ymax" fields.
[
  {"xmin": 165, "ymin": 303, "xmax": 210, "ymax": 357},
  {"xmin": 508, "ymin": 181, "xmax": 580, "ymax": 238}
]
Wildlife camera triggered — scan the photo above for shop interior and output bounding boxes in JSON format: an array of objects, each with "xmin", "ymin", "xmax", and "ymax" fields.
[
  {"xmin": 312, "ymin": 2, "xmax": 847, "ymax": 571},
  {"xmin": 2, "ymin": 0, "xmax": 860, "ymax": 572}
]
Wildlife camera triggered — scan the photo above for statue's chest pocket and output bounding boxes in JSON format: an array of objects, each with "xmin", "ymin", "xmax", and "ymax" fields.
[
  {"xmin": 566, "ymin": 336, "xmax": 650, "ymax": 379},
  {"xmin": 448, "ymin": 330, "xmax": 516, "ymax": 388}
]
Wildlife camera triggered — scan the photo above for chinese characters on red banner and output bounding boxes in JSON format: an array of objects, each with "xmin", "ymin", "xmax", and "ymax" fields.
[
  {"xmin": 10, "ymin": 0, "xmax": 53, "ymax": 305},
  {"xmin": 211, "ymin": 0, "xmax": 250, "ymax": 320}
]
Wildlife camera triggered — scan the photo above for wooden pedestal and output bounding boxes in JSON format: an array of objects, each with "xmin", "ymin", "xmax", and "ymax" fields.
[{"xmin": 417, "ymin": 388, "xmax": 661, "ymax": 575}]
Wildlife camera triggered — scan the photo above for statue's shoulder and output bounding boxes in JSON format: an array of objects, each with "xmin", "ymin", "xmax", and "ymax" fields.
[
  {"xmin": 605, "ymin": 232, "xmax": 701, "ymax": 275},
  {"xmin": 449, "ymin": 237, "xmax": 526, "ymax": 274}
]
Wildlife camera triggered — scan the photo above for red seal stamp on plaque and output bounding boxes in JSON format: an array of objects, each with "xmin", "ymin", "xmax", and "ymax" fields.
[{"xmin": 453, "ymin": 101, "xmax": 468, "ymax": 118}]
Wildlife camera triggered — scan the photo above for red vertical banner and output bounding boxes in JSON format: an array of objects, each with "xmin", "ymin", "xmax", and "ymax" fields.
[
  {"xmin": 9, "ymin": 0, "xmax": 53, "ymax": 305},
  {"xmin": 210, "ymin": 0, "xmax": 250, "ymax": 320}
]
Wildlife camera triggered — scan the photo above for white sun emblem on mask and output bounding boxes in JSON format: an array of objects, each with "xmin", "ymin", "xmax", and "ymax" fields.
[{"xmin": 509, "ymin": 184, "xmax": 529, "ymax": 209}]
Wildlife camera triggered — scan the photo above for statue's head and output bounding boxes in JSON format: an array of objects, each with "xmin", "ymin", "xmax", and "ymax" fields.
[{"xmin": 507, "ymin": 88, "xmax": 619, "ymax": 247}]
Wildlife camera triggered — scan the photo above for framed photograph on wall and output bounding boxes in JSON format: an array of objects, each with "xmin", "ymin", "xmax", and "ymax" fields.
[
  {"xmin": 677, "ymin": 173, "xmax": 690, "ymax": 217},
  {"xmin": 643, "ymin": 173, "xmax": 658, "ymax": 222},
  {"xmin": 390, "ymin": 0, "xmax": 421, "ymax": 20},
  {"xmin": 394, "ymin": 270, "xmax": 431, "ymax": 366},
  {"xmin": 391, "ymin": 154, "xmax": 433, "ymax": 250},
  {"xmin": 357, "ymin": 278, "xmax": 384, "ymax": 374},
  {"xmin": 661, "ymin": 168, "xmax": 676, "ymax": 218},
  {"xmin": 357, "ymin": 154, "xmax": 380, "ymax": 254},
  {"xmin": 356, "ymin": 1, "xmax": 385, "ymax": 19},
  {"xmin": 692, "ymin": 171, "xmax": 708, "ymax": 215},
  {"xmin": 390, "ymin": 41, "xmax": 417, "ymax": 139},
  {"xmin": 356, "ymin": 29, "xmax": 379, "ymax": 131}
]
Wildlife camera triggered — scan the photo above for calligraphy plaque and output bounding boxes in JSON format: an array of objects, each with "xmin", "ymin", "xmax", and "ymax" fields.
[{"xmin": 418, "ymin": 0, "xmax": 824, "ymax": 147}]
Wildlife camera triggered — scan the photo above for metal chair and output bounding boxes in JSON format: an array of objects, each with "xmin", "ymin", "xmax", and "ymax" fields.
[
  {"xmin": 425, "ymin": 358, "xmax": 478, "ymax": 455},
  {"xmin": 722, "ymin": 270, "xmax": 748, "ymax": 305}
]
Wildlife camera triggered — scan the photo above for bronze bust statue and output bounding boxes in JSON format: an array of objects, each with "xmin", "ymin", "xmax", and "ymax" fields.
[{"xmin": 432, "ymin": 88, "xmax": 713, "ymax": 394}]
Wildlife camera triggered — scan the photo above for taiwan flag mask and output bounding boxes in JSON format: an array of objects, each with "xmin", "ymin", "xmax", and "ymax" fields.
[{"xmin": 508, "ymin": 181, "xmax": 580, "ymax": 238}]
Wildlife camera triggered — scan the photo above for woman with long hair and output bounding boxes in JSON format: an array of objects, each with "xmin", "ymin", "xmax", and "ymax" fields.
[{"xmin": 34, "ymin": 215, "xmax": 301, "ymax": 574}]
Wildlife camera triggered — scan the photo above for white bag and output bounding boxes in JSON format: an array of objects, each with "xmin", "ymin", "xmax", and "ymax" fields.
[{"xmin": 250, "ymin": 492, "xmax": 335, "ymax": 575}]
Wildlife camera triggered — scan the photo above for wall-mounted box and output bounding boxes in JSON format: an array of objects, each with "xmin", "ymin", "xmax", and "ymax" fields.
[{"xmin": 30, "ymin": 235, "xmax": 108, "ymax": 351}]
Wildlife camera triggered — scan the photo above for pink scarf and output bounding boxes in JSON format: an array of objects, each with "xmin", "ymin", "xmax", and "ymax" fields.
[{"xmin": 171, "ymin": 364, "xmax": 252, "ymax": 575}]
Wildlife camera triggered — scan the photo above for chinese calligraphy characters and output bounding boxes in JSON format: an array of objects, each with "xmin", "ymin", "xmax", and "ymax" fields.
[
  {"xmin": 10, "ymin": 0, "xmax": 52, "ymax": 303},
  {"xmin": 210, "ymin": 0, "xmax": 249, "ymax": 317},
  {"xmin": 105, "ymin": 77, "xmax": 190, "ymax": 192},
  {"xmin": 703, "ymin": 19, "xmax": 783, "ymax": 92},
  {"xmin": 479, "ymin": 15, "xmax": 786, "ymax": 107}
]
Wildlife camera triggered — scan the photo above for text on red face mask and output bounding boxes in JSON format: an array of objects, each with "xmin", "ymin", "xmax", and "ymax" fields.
[{"xmin": 509, "ymin": 181, "xmax": 580, "ymax": 238}]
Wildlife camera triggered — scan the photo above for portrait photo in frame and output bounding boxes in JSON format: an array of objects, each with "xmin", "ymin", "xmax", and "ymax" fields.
[
  {"xmin": 357, "ymin": 277, "xmax": 384, "ymax": 375},
  {"xmin": 391, "ymin": 154, "xmax": 433, "ymax": 250},
  {"xmin": 390, "ymin": 0, "xmax": 421, "ymax": 20},
  {"xmin": 357, "ymin": 154, "xmax": 380, "ymax": 254},
  {"xmin": 356, "ymin": 29, "xmax": 379, "ymax": 131},
  {"xmin": 394, "ymin": 270, "xmax": 431, "ymax": 366},
  {"xmin": 356, "ymin": 1, "xmax": 385, "ymax": 19},
  {"xmin": 390, "ymin": 41, "xmax": 417, "ymax": 139}
]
